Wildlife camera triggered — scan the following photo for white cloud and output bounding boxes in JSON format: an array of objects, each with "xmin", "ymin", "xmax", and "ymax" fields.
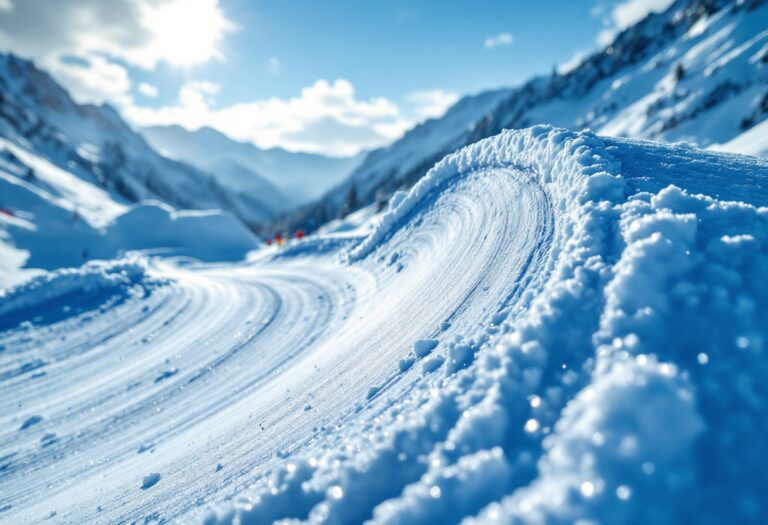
[
  {"xmin": 0, "ymin": 0, "xmax": 233, "ymax": 103},
  {"xmin": 484, "ymin": 32, "xmax": 514, "ymax": 49},
  {"xmin": 611, "ymin": 0, "xmax": 675, "ymax": 29},
  {"xmin": 269, "ymin": 57, "xmax": 281, "ymax": 76},
  {"xmin": 124, "ymin": 80, "xmax": 458, "ymax": 156},
  {"xmin": 406, "ymin": 89, "xmax": 459, "ymax": 120},
  {"xmin": 138, "ymin": 82, "xmax": 159, "ymax": 98},
  {"xmin": 0, "ymin": 0, "xmax": 234, "ymax": 69},
  {"xmin": 0, "ymin": 0, "xmax": 12, "ymax": 12},
  {"xmin": 593, "ymin": 0, "xmax": 675, "ymax": 46},
  {"xmin": 178, "ymin": 81, "xmax": 220, "ymax": 109}
]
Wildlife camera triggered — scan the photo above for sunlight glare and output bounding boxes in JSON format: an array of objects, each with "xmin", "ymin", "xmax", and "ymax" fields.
[{"xmin": 142, "ymin": 0, "xmax": 233, "ymax": 68}]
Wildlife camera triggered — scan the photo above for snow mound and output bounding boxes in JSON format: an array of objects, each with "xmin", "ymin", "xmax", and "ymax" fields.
[
  {"xmin": 109, "ymin": 201, "xmax": 260, "ymax": 261},
  {"xmin": 0, "ymin": 255, "xmax": 163, "ymax": 330},
  {"xmin": 348, "ymin": 125, "xmax": 625, "ymax": 262},
  {"xmin": 200, "ymin": 127, "xmax": 768, "ymax": 525},
  {"xmin": 0, "ymin": 140, "xmax": 261, "ymax": 282}
]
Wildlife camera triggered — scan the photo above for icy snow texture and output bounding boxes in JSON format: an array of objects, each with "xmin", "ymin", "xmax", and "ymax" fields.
[
  {"xmin": 0, "ymin": 256, "xmax": 158, "ymax": 322},
  {"xmin": 1, "ymin": 126, "xmax": 767, "ymax": 524},
  {"xmin": 201, "ymin": 127, "xmax": 768, "ymax": 525}
]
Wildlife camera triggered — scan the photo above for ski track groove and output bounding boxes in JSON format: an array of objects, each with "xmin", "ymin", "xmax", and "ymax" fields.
[{"xmin": 0, "ymin": 165, "xmax": 557, "ymax": 523}]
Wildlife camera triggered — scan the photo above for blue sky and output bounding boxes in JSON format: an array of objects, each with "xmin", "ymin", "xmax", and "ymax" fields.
[
  {"xmin": 139, "ymin": 0, "xmax": 605, "ymax": 105},
  {"xmin": 0, "ymin": 0, "xmax": 674, "ymax": 155}
]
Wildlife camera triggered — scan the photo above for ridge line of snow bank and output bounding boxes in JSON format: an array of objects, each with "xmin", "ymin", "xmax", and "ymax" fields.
[
  {"xmin": 0, "ymin": 254, "xmax": 163, "ymax": 319},
  {"xmin": 347, "ymin": 125, "xmax": 626, "ymax": 262}
]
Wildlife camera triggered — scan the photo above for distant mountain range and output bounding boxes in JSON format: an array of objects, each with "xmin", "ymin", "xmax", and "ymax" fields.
[
  {"xmin": 273, "ymin": 0, "xmax": 768, "ymax": 233},
  {"xmin": 141, "ymin": 125, "xmax": 365, "ymax": 208}
]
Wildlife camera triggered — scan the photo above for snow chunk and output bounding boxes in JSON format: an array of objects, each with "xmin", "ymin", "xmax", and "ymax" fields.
[
  {"xmin": 141, "ymin": 473, "xmax": 161, "ymax": 490},
  {"xmin": 413, "ymin": 339, "xmax": 439, "ymax": 358}
]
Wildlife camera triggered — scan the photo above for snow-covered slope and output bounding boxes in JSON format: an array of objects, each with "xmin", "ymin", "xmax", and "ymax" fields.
[
  {"xmin": 142, "ymin": 125, "xmax": 365, "ymax": 205},
  {"xmin": 2, "ymin": 127, "xmax": 766, "ymax": 524},
  {"xmin": 516, "ymin": 0, "xmax": 768, "ymax": 147},
  {"xmin": 284, "ymin": 0, "xmax": 767, "ymax": 232},
  {"xmin": 711, "ymin": 117, "xmax": 768, "ymax": 156},
  {"xmin": 0, "ymin": 54, "xmax": 279, "ymax": 226},
  {"xmin": 206, "ymin": 158, "xmax": 293, "ymax": 215},
  {"xmin": 0, "ymin": 134, "xmax": 260, "ymax": 288}
]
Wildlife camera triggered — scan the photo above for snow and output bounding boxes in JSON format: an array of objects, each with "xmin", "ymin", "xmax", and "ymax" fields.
[
  {"xmin": 343, "ymin": 87, "xmax": 514, "ymax": 203},
  {"xmin": 0, "ymin": 137, "xmax": 126, "ymax": 227},
  {"xmin": 0, "ymin": 54, "xmax": 278, "ymax": 225},
  {"xmin": 535, "ymin": 2, "xmax": 768, "ymax": 149},
  {"xmin": 710, "ymin": 118, "xmax": 768, "ymax": 157},
  {"xmin": 0, "ymin": 134, "xmax": 260, "ymax": 288},
  {"xmin": 2, "ymin": 125, "xmax": 767, "ymax": 524},
  {"xmin": 141, "ymin": 473, "xmax": 162, "ymax": 490},
  {"xmin": 0, "ymin": 256, "xmax": 159, "ymax": 324},
  {"xmin": 315, "ymin": 204, "xmax": 381, "ymax": 237}
]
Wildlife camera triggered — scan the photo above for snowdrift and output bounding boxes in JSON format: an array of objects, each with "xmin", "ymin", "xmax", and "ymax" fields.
[
  {"xmin": 1, "ymin": 195, "xmax": 259, "ymax": 271},
  {"xmin": 0, "ymin": 256, "xmax": 163, "ymax": 331},
  {"xmin": 1, "ymin": 127, "xmax": 767, "ymax": 525},
  {"xmin": 205, "ymin": 127, "xmax": 768, "ymax": 524}
]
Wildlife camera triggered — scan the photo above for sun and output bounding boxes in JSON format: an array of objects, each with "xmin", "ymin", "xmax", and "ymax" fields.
[{"xmin": 142, "ymin": 0, "xmax": 234, "ymax": 69}]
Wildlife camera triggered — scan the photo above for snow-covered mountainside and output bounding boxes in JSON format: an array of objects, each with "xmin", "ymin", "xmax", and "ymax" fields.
[
  {"xmin": 0, "ymin": 54, "xmax": 281, "ymax": 226},
  {"xmin": 205, "ymin": 158, "xmax": 293, "ymax": 215},
  {"xmin": 142, "ymin": 125, "xmax": 365, "ymax": 206},
  {"xmin": 282, "ymin": 0, "xmax": 768, "ymax": 232},
  {"xmin": 2, "ymin": 126, "xmax": 766, "ymax": 524},
  {"xmin": 0, "ymin": 132, "xmax": 260, "ymax": 289}
]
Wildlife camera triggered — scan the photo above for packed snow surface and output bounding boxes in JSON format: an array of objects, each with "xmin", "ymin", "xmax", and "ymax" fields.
[{"xmin": 1, "ymin": 126, "xmax": 767, "ymax": 524}]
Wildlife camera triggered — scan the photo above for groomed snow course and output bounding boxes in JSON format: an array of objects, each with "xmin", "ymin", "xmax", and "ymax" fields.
[{"xmin": 200, "ymin": 126, "xmax": 768, "ymax": 525}]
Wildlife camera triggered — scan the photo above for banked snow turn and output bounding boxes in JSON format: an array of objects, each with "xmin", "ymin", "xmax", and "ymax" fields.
[{"xmin": 1, "ymin": 127, "xmax": 767, "ymax": 524}]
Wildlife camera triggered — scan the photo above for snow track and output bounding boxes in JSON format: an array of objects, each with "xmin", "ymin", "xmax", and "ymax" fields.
[
  {"xmin": 0, "ymin": 160, "xmax": 557, "ymax": 523},
  {"xmin": 2, "ymin": 126, "xmax": 767, "ymax": 524}
]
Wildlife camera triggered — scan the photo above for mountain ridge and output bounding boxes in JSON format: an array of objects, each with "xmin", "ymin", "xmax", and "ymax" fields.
[
  {"xmin": 271, "ymin": 0, "xmax": 767, "ymax": 234},
  {"xmin": 0, "ymin": 53, "xmax": 279, "ymax": 227},
  {"xmin": 141, "ymin": 124, "xmax": 366, "ymax": 206}
]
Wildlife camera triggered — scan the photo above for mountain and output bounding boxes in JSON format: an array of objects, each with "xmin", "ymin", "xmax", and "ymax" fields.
[
  {"xmin": 0, "ymin": 53, "xmax": 279, "ymax": 227},
  {"xmin": 206, "ymin": 158, "xmax": 292, "ymax": 215},
  {"xmin": 141, "ymin": 124, "xmax": 365, "ymax": 205},
  {"xmin": 0, "ymin": 53, "xmax": 265, "ymax": 286},
  {"xmin": 279, "ymin": 0, "xmax": 768, "ymax": 233}
]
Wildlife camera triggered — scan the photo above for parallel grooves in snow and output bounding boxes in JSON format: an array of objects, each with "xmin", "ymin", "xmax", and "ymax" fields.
[
  {"xmin": 3, "ymin": 126, "xmax": 766, "ymax": 524},
  {"xmin": 0, "ymin": 147, "xmax": 560, "ymax": 522}
]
